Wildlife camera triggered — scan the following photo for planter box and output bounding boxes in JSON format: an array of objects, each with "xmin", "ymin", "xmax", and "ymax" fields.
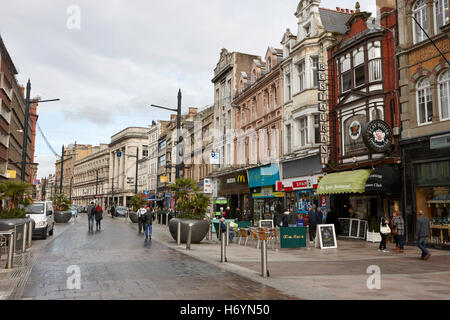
[
  {"xmin": 129, "ymin": 212, "xmax": 139, "ymax": 223},
  {"xmin": 54, "ymin": 211, "xmax": 72, "ymax": 223},
  {"xmin": 367, "ymin": 231, "xmax": 382, "ymax": 243},
  {"xmin": 168, "ymin": 218, "xmax": 209, "ymax": 244}
]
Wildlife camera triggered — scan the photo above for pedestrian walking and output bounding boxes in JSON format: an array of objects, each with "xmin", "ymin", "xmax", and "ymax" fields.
[
  {"xmin": 308, "ymin": 205, "xmax": 322, "ymax": 242},
  {"xmin": 223, "ymin": 206, "xmax": 231, "ymax": 219},
  {"xmin": 392, "ymin": 211, "xmax": 405, "ymax": 253},
  {"xmin": 379, "ymin": 216, "xmax": 390, "ymax": 252},
  {"xmin": 236, "ymin": 208, "xmax": 242, "ymax": 222},
  {"xmin": 416, "ymin": 210, "xmax": 431, "ymax": 261},
  {"xmin": 288, "ymin": 209, "xmax": 298, "ymax": 227},
  {"xmin": 137, "ymin": 206, "xmax": 147, "ymax": 234},
  {"xmin": 95, "ymin": 203, "xmax": 103, "ymax": 231},
  {"xmin": 87, "ymin": 201, "xmax": 96, "ymax": 232},
  {"xmin": 143, "ymin": 206, "xmax": 156, "ymax": 241},
  {"xmin": 110, "ymin": 204, "xmax": 115, "ymax": 219}
]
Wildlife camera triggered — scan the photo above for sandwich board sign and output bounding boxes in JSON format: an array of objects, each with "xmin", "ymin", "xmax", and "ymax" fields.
[{"xmin": 315, "ymin": 224, "xmax": 337, "ymax": 249}]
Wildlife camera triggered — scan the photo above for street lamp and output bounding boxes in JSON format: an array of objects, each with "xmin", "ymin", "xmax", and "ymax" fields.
[
  {"xmin": 21, "ymin": 79, "xmax": 60, "ymax": 182},
  {"xmin": 149, "ymin": 89, "xmax": 182, "ymax": 180}
]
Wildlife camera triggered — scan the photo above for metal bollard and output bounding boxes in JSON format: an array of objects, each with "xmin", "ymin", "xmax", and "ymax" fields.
[
  {"xmin": 261, "ymin": 240, "xmax": 269, "ymax": 277},
  {"xmin": 7, "ymin": 232, "xmax": 14, "ymax": 269},
  {"xmin": 220, "ymin": 232, "xmax": 227, "ymax": 263},
  {"xmin": 186, "ymin": 224, "xmax": 192, "ymax": 250},
  {"xmin": 226, "ymin": 223, "xmax": 230, "ymax": 246},
  {"xmin": 177, "ymin": 221, "xmax": 181, "ymax": 246},
  {"xmin": 209, "ymin": 222, "xmax": 213, "ymax": 241},
  {"xmin": 27, "ymin": 221, "xmax": 32, "ymax": 249},
  {"xmin": 166, "ymin": 213, "xmax": 169, "ymax": 227},
  {"xmin": 22, "ymin": 223, "xmax": 27, "ymax": 253}
]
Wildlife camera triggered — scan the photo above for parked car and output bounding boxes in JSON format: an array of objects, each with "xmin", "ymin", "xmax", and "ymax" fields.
[
  {"xmin": 115, "ymin": 206, "xmax": 128, "ymax": 217},
  {"xmin": 77, "ymin": 206, "xmax": 83, "ymax": 214},
  {"xmin": 26, "ymin": 201, "xmax": 55, "ymax": 240}
]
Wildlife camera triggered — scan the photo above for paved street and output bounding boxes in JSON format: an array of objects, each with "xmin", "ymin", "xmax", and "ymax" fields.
[{"xmin": 20, "ymin": 215, "xmax": 295, "ymax": 300}]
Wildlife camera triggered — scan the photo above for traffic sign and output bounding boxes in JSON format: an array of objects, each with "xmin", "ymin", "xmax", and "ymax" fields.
[{"xmin": 117, "ymin": 151, "xmax": 122, "ymax": 158}]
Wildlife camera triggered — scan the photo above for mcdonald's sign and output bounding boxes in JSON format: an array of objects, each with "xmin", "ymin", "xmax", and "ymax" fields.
[{"xmin": 236, "ymin": 174, "xmax": 247, "ymax": 184}]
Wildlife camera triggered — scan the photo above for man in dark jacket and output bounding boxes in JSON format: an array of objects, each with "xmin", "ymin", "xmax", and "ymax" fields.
[
  {"xmin": 95, "ymin": 203, "xmax": 103, "ymax": 231},
  {"xmin": 87, "ymin": 202, "xmax": 96, "ymax": 232},
  {"xmin": 287, "ymin": 209, "xmax": 298, "ymax": 227},
  {"xmin": 143, "ymin": 207, "xmax": 156, "ymax": 241},
  {"xmin": 416, "ymin": 210, "xmax": 431, "ymax": 260},
  {"xmin": 308, "ymin": 206, "xmax": 322, "ymax": 242},
  {"xmin": 110, "ymin": 205, "xmax": 115, "ymax": 218}
]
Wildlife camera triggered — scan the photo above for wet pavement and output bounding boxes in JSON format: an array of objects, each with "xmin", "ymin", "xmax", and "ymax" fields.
[{"xmin": 21, "ymin": 215, "xmax": 296, "ymax": 300}]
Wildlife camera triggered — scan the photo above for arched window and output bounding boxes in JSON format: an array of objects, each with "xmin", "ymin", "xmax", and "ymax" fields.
[
  {"xmin": 438, "ymin": 69, "xmax": 450, "ymax": 120},
  {"xmin": 413, "ymin": 0, "xmax": 429, "ymax": 43},
  {"xmin": 434, "ymin": 0, "xmax": 449, "ymax": 33},
  {"xmin": 416, "ymin": 78, "xmax": 433, "ymax": 124}
]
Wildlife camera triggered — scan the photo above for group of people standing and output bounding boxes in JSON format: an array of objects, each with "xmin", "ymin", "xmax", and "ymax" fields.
[
  {"xmin": 379, "ymin": 210, "xmax": 431, "ymax": 260},
  {"xmin": 87, "ymin": 202, "xmax": 103, "ymax": 232},
  {"xmin": 281, "ymin": 205, "xmax": 326, "ymax": 242}
]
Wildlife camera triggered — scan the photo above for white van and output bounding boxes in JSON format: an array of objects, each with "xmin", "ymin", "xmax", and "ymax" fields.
[{"xmin": 26, "ymin": 201, "xmax": 55, "ymax": 239}]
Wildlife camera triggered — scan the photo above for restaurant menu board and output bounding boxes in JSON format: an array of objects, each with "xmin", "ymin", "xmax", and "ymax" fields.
[
  {"xmin": 350, "ymin": 219, "xmax": 359, "ymax": 237},
  {"xmin": 280, "ymin": 227, "xmax": 307, "ymax": 248},
  {"xmin": 358, "ymin": 220, "xmax": 367, "ymax": 239},
  {"xmin": 339, "ymin": 218, "xmax": 351, "ymax": 236},
  {"xmin": 259, "ymin": 220, "xmax": 274, "ymax": 228},
  {"xmin": 318, "ymin": 224, "xmax": 337, "ymax": 249}
]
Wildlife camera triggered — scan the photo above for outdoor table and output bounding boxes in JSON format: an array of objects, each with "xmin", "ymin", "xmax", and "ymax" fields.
[{"xmin": 430, "ymin": 224, "xmax": 450, "ymax": 244}]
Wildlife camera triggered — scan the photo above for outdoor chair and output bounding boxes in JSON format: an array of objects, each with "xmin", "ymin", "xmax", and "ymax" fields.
[
  {"xmin": 238, "ymin": 228, "xmax": 250, "ymax": 246},
  {"xmin": 250, "ymin": 229, "xmax": 259, "ymax": 247}
]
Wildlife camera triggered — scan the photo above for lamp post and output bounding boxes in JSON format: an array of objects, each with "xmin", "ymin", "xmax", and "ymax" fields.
[
  {"xmin": 150, "ymin": 89, "xmax": 182, "ymax": 180},
  {"xmin": 20, "ymin": 79, "xmax": 59, "ymax": 182}
]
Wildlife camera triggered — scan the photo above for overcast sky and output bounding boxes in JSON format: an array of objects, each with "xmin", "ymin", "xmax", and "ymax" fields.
[{"xmin": 0, "ymin": 0, "xmax": 376, "ymax": 179}]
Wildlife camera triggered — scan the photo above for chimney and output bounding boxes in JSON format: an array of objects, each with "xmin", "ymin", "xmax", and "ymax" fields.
[
  {"xmin": 336, "ymin": 7, "xmax": 340, "ymax": 11},
  {"xmin": 346, "ymin": 8, "xmax": 350, "ymax": 13},
  {"xmin": 19, "ymin": 85, "xmax": 25, "ymax": 97},
  {"xmin": 189, "ymin": 107, "xmax": 198, "ymax": 115},
  {"xmin": 351, "ymin": 10, "xmax": 355, "ymax": 14},
  {"xmin": 170, "ymin": 114, "xmax": 176, "ymax": 121}
]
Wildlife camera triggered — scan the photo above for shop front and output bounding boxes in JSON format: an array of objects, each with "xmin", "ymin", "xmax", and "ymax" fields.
[
  {"xmin": 216, "ymin": 170, "xmax": 250, "ymax": 219},
  {"xmin": 281, "ymin": 155, "xmax": 324, "ymax": 215},
  {"xmin": 317, "ymin": 169, "xmax": 375, "ymax": 238},
  {"xmin": 401, "ymin": 132, "xmax": 450, "ymax": 247},
  {"xmin": 248, "ymin": 164, "xmax": 283, "ymax": 224}
]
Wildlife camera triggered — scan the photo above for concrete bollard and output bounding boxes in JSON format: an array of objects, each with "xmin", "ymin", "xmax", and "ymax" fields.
[
  {"xmin": 186, "ymin": 224, "xmax": 192, "ymax": 250},
  {"xmin": 27, "ymin": 221, "xmax": 32, "ymax": 249},
  {"xmin": 261, "ymin": 240, "xmax": 269, "ymax": 277},
  {"xmin": 7, "ymin": 231, "xmax": 14, "ymax": 269},
  {"xmin": 177, "ymin": 221, "xmax": 181, "ymax": 246},
  {"xmin": 22, "ymin": 223, "xmax": 27, "ymax": 253},
  {"xmin": 226, "ymin": 223, "xmax": 230, "ymax": 246},
  {"xmin": 221, "ymin": 232, "xmax": 227, "ymax": 263}
]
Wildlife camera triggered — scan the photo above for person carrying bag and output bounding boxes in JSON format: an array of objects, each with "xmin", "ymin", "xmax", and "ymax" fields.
[{"xmin": 379, "ymin": 216, "xmax": 390, "ymax": 252}]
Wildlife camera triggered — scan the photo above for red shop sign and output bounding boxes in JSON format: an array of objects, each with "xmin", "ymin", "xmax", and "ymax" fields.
[{"xmin": 293, "ymin": 180, "xmax": 309, "ymax": 189}]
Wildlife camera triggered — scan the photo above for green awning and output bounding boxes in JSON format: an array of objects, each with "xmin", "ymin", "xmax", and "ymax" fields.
[{"xmin": 317, "ymin": 169, "xmax": 373, "ymax": 195}]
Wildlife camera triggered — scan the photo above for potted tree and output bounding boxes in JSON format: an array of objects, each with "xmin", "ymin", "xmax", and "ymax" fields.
[
  {"xmin": 129, "ymin": 195, "xmax": 146, "ymax": 223},
  {"xmin": 0, "ymin": 181, "xmax": 33, "ymax": 241},
  {"xmin": 52, "ymin": 193, "xmax": 72, "ymax": 223},
  {"xmin": 367, "ymin": 216, "xmax": 381, "ymax": 243},
  {"xmin": 168, "ymin": 178, "xmax": 210, "ymax": 243}
]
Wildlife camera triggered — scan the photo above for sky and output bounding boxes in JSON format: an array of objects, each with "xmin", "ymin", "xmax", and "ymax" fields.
[{"xmin": 0, "ymin": 0, "xmax": 376, "ymax": 179}]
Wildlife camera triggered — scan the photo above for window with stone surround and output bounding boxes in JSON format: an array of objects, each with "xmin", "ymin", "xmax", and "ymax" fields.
[
  {"xmin": 434, "ymin": 0, "xmax": 449, "ymax": 33},
  {"xmin": 438, "ymin": 69, "xmax": 450, "ymax": 120},
  {"xmin": 416, "ymin": 78, "xmax": 433, "ymax": 125},
  {"xmin": 413, "ymin": 0, "xmax": 428, "ymax": 44}
]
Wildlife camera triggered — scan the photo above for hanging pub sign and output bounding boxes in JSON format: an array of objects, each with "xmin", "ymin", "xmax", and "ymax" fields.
[
  {"xmin": 362, "ymin": 120, "xmax": 393, "ymax": 153},
  {"xmin": 318, "ymin": 61, "xmax": 329, "ymax": 165}
]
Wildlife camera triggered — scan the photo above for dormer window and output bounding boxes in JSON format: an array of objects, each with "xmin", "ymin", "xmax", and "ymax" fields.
[
  {"xmin": 267, "ymin": 57, "xmax": 272, "ymax": 72},
  {"xmin": 304, "ymin": 24, "xmax": 311, "ymax": 38}
]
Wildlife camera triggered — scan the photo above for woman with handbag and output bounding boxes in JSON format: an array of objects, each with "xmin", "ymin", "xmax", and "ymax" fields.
[{"xmin": 379, "ymin": 216, "xmax": 391, "ymax": 252}]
